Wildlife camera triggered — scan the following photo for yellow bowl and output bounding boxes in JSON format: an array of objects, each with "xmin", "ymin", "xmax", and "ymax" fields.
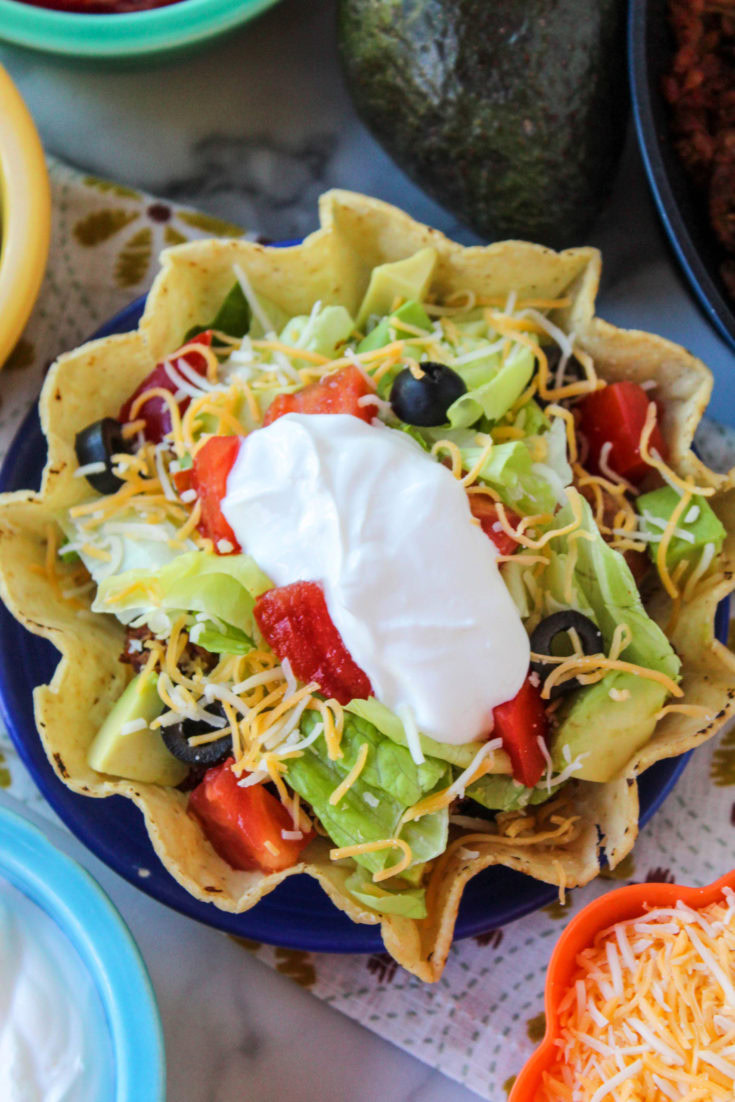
[{"xmin": 0, "ymin": 66, "xmax": 50, "ymax": 369}]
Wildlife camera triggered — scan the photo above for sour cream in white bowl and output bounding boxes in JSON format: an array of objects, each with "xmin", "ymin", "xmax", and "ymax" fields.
[{"xmin": 0, "ymin": 802, "xmax": 164, "ymax": 1101}]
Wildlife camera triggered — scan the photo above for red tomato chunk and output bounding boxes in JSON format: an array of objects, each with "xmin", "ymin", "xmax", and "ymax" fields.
[
  {"xmin": 190, "ymin": 435, "xmax": 241, "ymax": 552},
  {"xmin": 492, "ymin": 675, "xmax": 549, "ymax": 789},
  {"xmin": 189, "ymin": 759, "xmax": 312, "ymax": 873},
  {"xmin": 468, "ymin": 496, "xmax": 522, "ymax": 556},
  {"xmin": 119, "ymin": 331, "xmax": 212, "ymax": 444},
  {"xmin": 254, "ymin": 581, "xmax": 373, "ymax": 705},
  {"xmin": 577, "ymin": 381, "xmax": 667, "ymax": 485},
  {"xmin": 262, "ymin": 364, "xmax": 376, "ymax": 426}
]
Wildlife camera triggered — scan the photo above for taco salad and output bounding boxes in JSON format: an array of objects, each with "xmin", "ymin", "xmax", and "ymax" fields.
[{"xmin": 1, "ymin": 191, "xmax": 733, "ymax": 981}]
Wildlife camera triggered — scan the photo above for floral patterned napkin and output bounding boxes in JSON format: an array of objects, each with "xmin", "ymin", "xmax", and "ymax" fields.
[{"xmin": 1, "ymin": 156, "xmax": 734, "ymax": 1100}]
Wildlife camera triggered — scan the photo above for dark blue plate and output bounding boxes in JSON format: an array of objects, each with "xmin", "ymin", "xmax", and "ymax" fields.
[
  {"xmin": 629, "ymin": 0, "xmax": 735, "ymax": 353},
  {"xmin": 0, "ymin": 297, "xmax": 726, "ymax": 952}
]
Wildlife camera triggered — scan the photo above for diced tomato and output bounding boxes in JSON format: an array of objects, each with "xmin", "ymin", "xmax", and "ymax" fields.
[
  {"xmin": 468, "ymin": 496, "xmax": 522, "ymax": 556},
  {"xmin": 172, "ymin": 466, "xmax": 193, "ymax": 496},
  {"xmin": 492, "ymin": 675, "xmax": 549, "ymax": 789},
  {"xmin": 190, "ymin": 435, "xmax": 241, "ymax": 552},
  {"xmin": 262, "ymin": 364, "xmax": 376, "ymax": 426},
  {"xmin": 189, "ymin": 758, "xmax": 313, "ymax": 873},
  {"xmin": 577, "ymin": 381, "xmax": 668, "ymax": 485},
  {"xmin": 119, "ymin": 330, "xmax": 213, "ymax": 443},
  {"xmin": 254, "ymin": 581, "xmax": 373, "ymax": 705}
]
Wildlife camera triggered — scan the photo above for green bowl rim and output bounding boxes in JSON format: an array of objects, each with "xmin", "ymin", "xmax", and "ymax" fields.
[{"xmin": 0, "ymin": 0, "xmax": 280, "ymax": 56}]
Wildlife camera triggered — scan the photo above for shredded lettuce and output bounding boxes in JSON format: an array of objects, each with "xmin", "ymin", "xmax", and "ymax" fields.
[
  {"xmin": 189, "ymin": 621, "xmax": 254, "ymax": 656},
  {"xmin": 344, "ymin": 866, "xmax": 427, "ymax": 918},
  {"xmin": 60, "ymin": 513, "xmax": 196, "ymax": 605},
  {"xmin": 285, "ymin": 712, "xmax": 448, "ymax": 876},
  {"xmin": 94, "ymin": 551, "xmax": 272, "ymax": 635},
  {"xmin": 558, "ymin": 498, "xmax": 680, "ymax": 679},
  {"xmin": 279, "ymin": 305, "xmax": 355, "ymax": 361},
  {"xmin": 447, "ymin": 345, "xmax": 535, "ymax": 428},
  {"xmin": 345, "ymin": 698, "xmax": 486, "ymax": 770}
]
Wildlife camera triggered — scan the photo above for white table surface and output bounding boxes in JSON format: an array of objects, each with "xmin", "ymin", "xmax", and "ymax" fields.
[{"xmin": 1, "ymin": 2, "xmax": 734, "ymax": 1099}]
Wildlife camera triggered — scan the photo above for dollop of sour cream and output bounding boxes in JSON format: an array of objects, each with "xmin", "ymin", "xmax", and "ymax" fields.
[
  {"xmin": 0, "ymin": 877, "xmax": 113, "ymax": 1102},
  {"xmin": 222, "ymin": 413, "xmax": 530, "ymax": 743}
]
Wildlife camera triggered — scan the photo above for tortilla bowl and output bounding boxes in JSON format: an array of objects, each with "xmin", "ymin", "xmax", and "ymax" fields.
[{"xmin": 0, "ymin": 190, "xmax": 733, "ymax": 982}]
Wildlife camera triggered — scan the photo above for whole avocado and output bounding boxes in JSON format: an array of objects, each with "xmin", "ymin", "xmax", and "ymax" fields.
[{"xmin": 337, "ymin": 0, "xmax": 627, "ymax": 248}]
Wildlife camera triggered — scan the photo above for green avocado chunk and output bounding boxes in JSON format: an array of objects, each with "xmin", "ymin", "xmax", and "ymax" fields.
[
  {"xmin": 550, "ymin": 672, "xmax": 668, "ymax": 783},
  {"xmin": 466, "ymin": 773, "xmax": 556, "ymax": 812},
  {"xmin": 356, "ymin": 248, "xmax": 437, "ymax": 329},
  {"xmin": 357, "ymin": 298, "xmax": 433, "ymax": 354},
  {"xmin": 636, "ymin": 486, "xmax": 726, "ymax": 571},
  {"xmin": 87, "ymin": 671, "xmax": 188, "ymax": 786}
]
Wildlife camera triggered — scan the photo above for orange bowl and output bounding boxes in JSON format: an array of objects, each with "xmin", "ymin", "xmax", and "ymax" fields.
[{"xmin": 510, "ymin": 868, "xmax": 735, "ymax": 1101}]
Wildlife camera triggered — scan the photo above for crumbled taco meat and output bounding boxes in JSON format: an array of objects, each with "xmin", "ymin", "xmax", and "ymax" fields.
[{"xmin": 663, "ymin": 0, "xmax": 735, "ymax": 297}]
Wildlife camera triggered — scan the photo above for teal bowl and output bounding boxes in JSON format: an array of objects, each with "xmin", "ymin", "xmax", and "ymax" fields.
[
  {"xmin": 0, "ymin": 0, "xmax": 281, "ymax": 62},
  {"xmin": 0, "ymin": 803, "xmax": 165, "ymax": 1101}
]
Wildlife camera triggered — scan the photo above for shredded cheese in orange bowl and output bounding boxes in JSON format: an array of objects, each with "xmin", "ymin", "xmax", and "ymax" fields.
[{"xmin": 510, "ymin": 869, "xmax": 735, "ymax": 1102}]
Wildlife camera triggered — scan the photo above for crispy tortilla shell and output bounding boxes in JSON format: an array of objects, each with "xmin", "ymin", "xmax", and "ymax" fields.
[{"xmin": 0, "ymin": 190, "xmax": 733, "ymax": 982}]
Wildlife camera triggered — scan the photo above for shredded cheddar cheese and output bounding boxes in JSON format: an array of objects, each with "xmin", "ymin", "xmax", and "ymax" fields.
[
  {"xmin": 539, "ymin": 890, "xmax": 735, "ymax": 1102},
  {"xmin": 656, "ymin": 484, "xmax": 694, "ymax": 600},
  {"xmin": 541, "ymin": 654, "xmax": 683, "ymax": 701},
  {"xmin": 329, "ymin": 837, "xmax": 413, "ymax": 883},
  {"xmin": 328, "ymin": 743, "xmax": 370, "ymax": 806},
  {"xmin": 430, "ymin": 438, "xmax": 464, "ymax": 479},
  {"xmin": 639, "ymin": 402, "xmax": 715, "ymax": 498}
]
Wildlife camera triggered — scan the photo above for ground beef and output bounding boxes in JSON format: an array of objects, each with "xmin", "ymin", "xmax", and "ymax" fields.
[
  {"xmin": 119, "ymin": 624, "xmax": 216, "ymax": 673},
  {"xmin": 663, "ymin": 0, "xmax": 735, "ymax": 297},
  {"xmin": 119, "ymin": 625, "xmax": 154, "ymax": 671}
]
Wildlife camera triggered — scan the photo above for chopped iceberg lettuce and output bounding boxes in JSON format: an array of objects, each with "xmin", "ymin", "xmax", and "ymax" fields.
[
  {"xmin": 555, "ymin": 497, "xmax": 680, "ymax": 679},
  {"xmin": 344, "ymin": 867, "xmax": 428, "ymax": 918},
  {"xmin": 460, "ymin": 439, "xmax": 559, "ymax": 515},
  {"xmin": 94, "ymin": 551, "xmax": 272, "ymax": 636},
  {"xmin": 285, "ymin": 712, "xmax": 448, "ymax": 876},
  {"xmin": 447, "ymin": 345, "xmax": 535, "ymax": 428},
  {"xmin": 188, "ymin": 620, "xmax": 254, "ymax": 656},
  {"xmin": 345, "ymin": 698, "xmax": 486, "ymax": 770},
  {"xmin": 60, "ymin": 512, "xmax": 197, "ymax": 606},
  {"xmin": 279, "ymin": 305, "xmax": 355, "ymax": 361}
]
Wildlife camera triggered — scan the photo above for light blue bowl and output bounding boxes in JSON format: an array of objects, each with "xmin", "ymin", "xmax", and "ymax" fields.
[
  {"xmin": 0, "ymin": 804, "xmax": 165, "ymax": 1102},
  {"xmin": 0, "ymin": 0, "xmax": 281, "ymax": 62}
]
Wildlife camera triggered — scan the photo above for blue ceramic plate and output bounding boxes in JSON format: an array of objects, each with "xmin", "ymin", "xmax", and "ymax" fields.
[
  {"xmin": 0, "ymin": 802, "xmax": 164, "ymax": 1101},
  {"xmin": 0, "ymin": 297, "xmax": 726, "ymax": 952},
  {"xmin": 629, "ymin": 0, "xmax": 735, "ymax": 353}
]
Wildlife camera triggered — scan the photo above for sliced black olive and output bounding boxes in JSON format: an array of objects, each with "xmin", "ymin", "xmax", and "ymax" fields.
[
  {"xmin": 162, "ymin": 709, "xmax": 232, "ymax": 767},
  {"xmin": 529, "ymin": 611, "xmax": 604, "ymax": 698},
  {"xmin": 74, "ymin": 418, "xmax": 131, "ymax": 495},
  {"xmin": 389, "ymin": 361, "xmax": 467, "ymax": 426}
]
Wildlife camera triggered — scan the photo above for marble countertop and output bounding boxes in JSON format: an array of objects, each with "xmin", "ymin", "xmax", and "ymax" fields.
[{"xmin": 1, "ymin": 2, "xmax": 734, "ymax": 1100}]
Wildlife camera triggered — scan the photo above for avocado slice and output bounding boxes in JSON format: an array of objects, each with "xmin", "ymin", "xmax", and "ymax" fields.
[
  {"xmin": 338, "ymin": 0, "xmax": 627, "ymax": 248},
  {"xmin": 636, "ymin": 486, "xmax": 726, "ymax": 571},
  {"xmin": 357, "ymin": 299, "xmax": 433, "ymax": 354},
  {"xmin": 356, "ymin": 248, "xmax": 437, "ymax": 330},
  {"xmin": 550, "ymin": 672, "xmax": 667, "ymax": 783},
  {"xmin": 88, "ymin": 671, "xmax": 188, "ymax": 786}
]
